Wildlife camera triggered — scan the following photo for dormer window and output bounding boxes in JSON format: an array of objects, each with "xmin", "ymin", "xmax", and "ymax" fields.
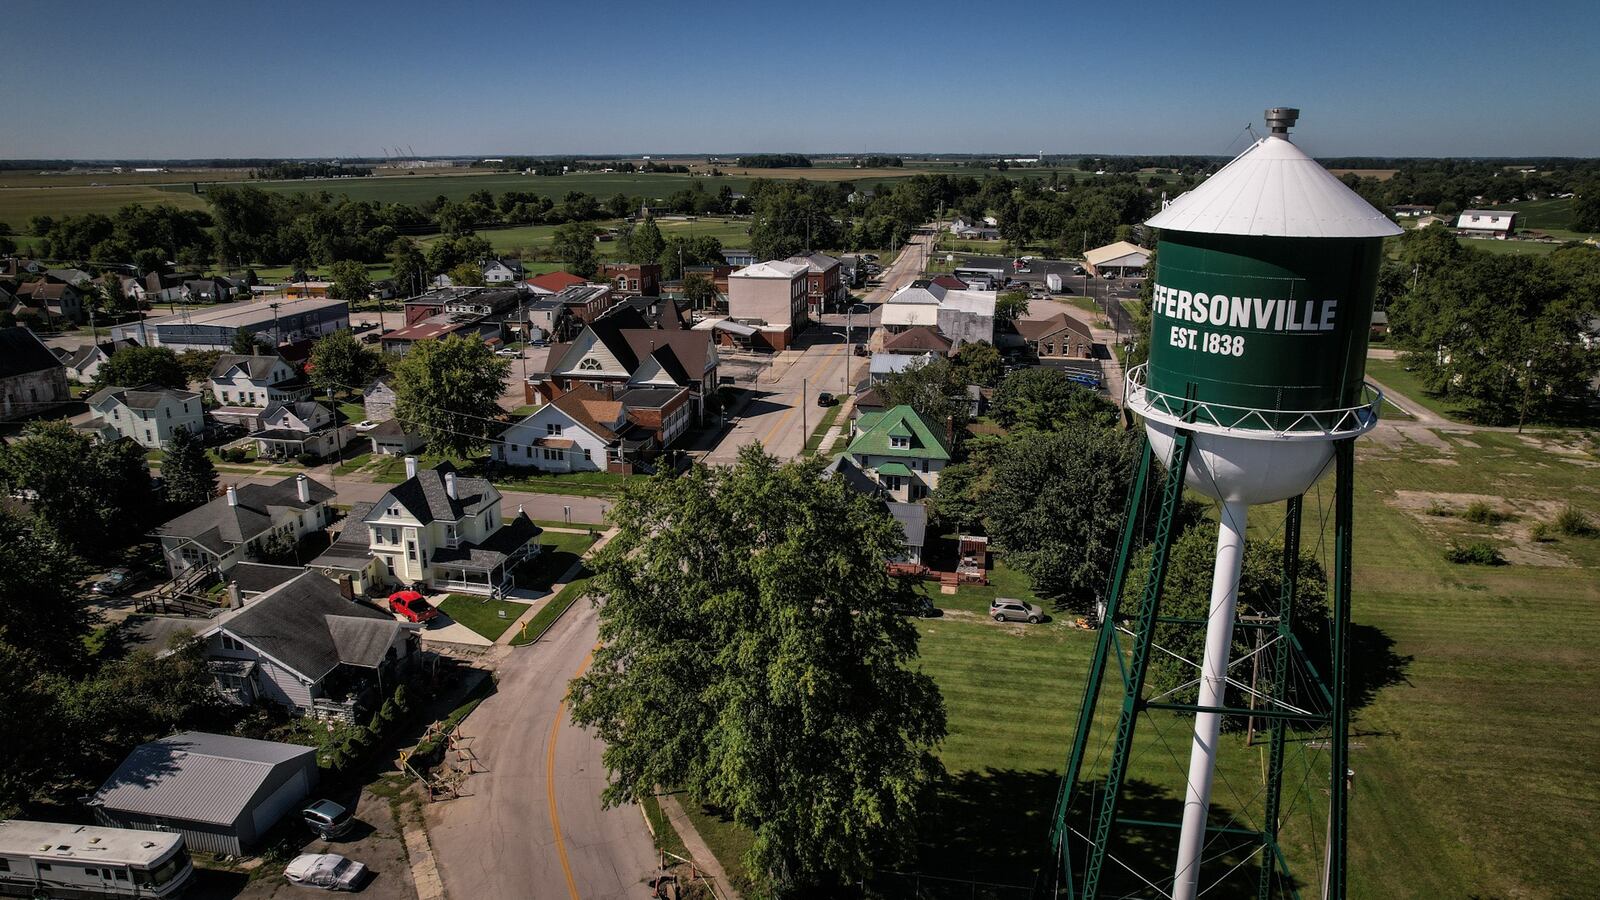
[
  {"xmin": 578, "ymin": 358, "xmax": 603, "ymax": 371},
  {"xmin": 890, "ymin": 436, "xmax": 910, "ymax": 450}
]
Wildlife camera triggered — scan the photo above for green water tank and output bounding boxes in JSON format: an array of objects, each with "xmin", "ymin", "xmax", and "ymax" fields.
[{"xmin": 1142, "ymin": 108, "xmax": 1401, "ymax": 429}]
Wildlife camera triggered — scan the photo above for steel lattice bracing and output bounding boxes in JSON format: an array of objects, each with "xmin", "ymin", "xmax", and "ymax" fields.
[{"xmin": 1056, "ymin": 446, "xmax": 1355, "ymax": 899}]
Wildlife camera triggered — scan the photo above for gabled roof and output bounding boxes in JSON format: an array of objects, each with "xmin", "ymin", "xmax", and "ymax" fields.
[
  {"xmin": 1082, "ymin": 241, "xmax": 1151, "ymax": 267},
  {"xmin": 847, "ymin": 405, "xmax": 952, "ymax": 461},
  {"xmin": 526, "ymin": 271, "xmax": 588, "ymax": 293},
  {"xmin": 309, "ymin": 502, "xmax": 375, "ymax": 571},
  {"xmin": 929, "ymin": 274, "xmax": 969, "ymax": 290},
  {"xmin": 784, "ymin": 252, "xmax": 840, "ymax": 273},
  {"xmin": 1016, "ymin": 312, "xmax": 1092, "ymax": 343},
  {"xmin": 887, "ymin": 501, "xmax": 927, "ymax": 547},
  {"xmin": 549, "ymin": 385, "xmax": 624, "ymax": 441},
  {"xmin": 821, "ymin": 454, "xmax": 885, "ymax": 498},
  {"xmin": 227, "ymin": 562, "xmax": 308, "ymax": 597},
  {"xmin": 66, "ymin": 339, "xmax": 136, "ymax": 370},
  {"xmin": 90, "ymin": 731, "xmax": 316, "ymax": 826},
  {"xmin": 88, "ymin": 382, "xmax": 200, "ymax": 411},
  {"xmin": 208, "ymin": 571, "xmax": 400, "ymax": 682},
  {"xmin": 882, "ymin": 325, "xmax": 953, "ymax": 353},
  {"xmin": 0, "ymin": 326, "xmax": 64, "ymax": 378},
  {"xmin": 210, "ymin": 353, "xmax": 289, "ymax": 381},
  {"xmin": 156, "ymin": 475, "xmax": 334, "ymax": 549},
  {"xmin": 372, "ymin": 461, "xmax": 494, "ymax": 525}
]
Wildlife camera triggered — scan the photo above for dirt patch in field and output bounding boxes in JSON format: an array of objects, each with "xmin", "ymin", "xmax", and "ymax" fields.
[
  {"xmin": 1404, "ymin": 428, "xmax": 1454, "ymax": 452},
  {"xmin": 1388, "ymin": 490, "xmax": 1577, "ymax": 567}
]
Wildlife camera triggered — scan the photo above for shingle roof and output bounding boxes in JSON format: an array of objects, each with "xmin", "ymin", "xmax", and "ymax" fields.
[
  {"xmin": 550, "ymin": 385, "xmax": 623, "ymax": 441},
  {"xmin": 821, "ymin": 454, "xmax": 884, "ymax": 497},
  {"xmin": 526, "ymin": 271, "xmax": 587, "ymax": 293},
  {"xmin": 227, "ymin": 562, "xmax": 308, "ymax": 597},
  {"xmin": 882, "ymin": 326, "xmax": 953, "ymax": 353},
  {"xmin": 847, "ymin": 405, "xmax": 952, "ymax": 461},
  {"xmin": 887, "ymin": 501, "xmax": 927, "ymax": 547},
  {"xmin": 210, "ymin": 353, "xmax": 288, "ymax": 381},
  {"xmin": 155, "ymin": 475, "xmax": 334, "ymax": 548},
  {"xmin": 377, "ymin": 461, "xmax": 493, "ymax": 525},
  {"xmin": 0, "ymin": 326, "xmax": 64, "ymax": 378},
  {"xmin": 309, "ymin": 502, "xmax": 374, "ymax": 570},
  {"xmin": 209, "ymin": 571, "xmax": 398, "ymax": 681},
  {"xmin": 1016, "ymin": 313, "xmax": 1092, "ymax": 343},
  {"xmin": 431, "ymin": 512, "xmax": 540, "ymax": 569},
  {"xmin": 88, "ymin": 383, "xmax": 200, "ymax": 411},
  {"xmin": 89, "ymin": 731, "xmax": 315, "ymax": 826}
]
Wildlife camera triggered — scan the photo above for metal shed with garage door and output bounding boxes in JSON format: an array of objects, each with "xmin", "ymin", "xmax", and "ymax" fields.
[{"xmin": 88, "ymin": 732, "xmax": 318, "ymax": 856}]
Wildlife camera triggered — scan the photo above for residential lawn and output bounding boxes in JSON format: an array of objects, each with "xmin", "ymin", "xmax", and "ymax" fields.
[
  {"xmin": 331, "ymin": 451, "xmax": 374, "ymax": 475},
  {"xmin": 676, "ymin": 431, "xmax": 1600, "ymax": 898},
  {"xmin": 676, "ymin": 798, "xmax": 759, "ymax": 896},
  {"xmin": 436, "ymin": 594, "xmax": 530, "ymax": 642},
  {"xmin": 509, "ymin": 573, "xmax": 593, "ymax": 646},
  {"xmin": 802, "ymin": 402, "xmax": 844, "ymax": 455},
  {"xmin": 337, "ymin": 401, "xmax": 366, "ymax": 423},
  {"xmin": 492, "ymin": 469, "xmax": 630, "ymax": 498},
  {"xmin": 640, "ymin": 793, "xmax": 691, "ymax": 861},
  {"xmin": 514, "ymin": 531, "xmax": 597, "ymax": 591},
  {"xmin": 1362, "ymin": 357, "xmax": 1474, "ymax": 423},
  {"xmin": 144, "ymin": 449, "xmax": 165, "ymax": 462},
  {"xmin": 1460, "ymin": 238, "xmax": 1560, "ymax": 256}
]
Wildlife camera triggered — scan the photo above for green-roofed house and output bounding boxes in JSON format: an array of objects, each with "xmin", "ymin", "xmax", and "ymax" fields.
[{"xmin": 844, "ymin": 404, "xmax": 951, "ymax": 502}]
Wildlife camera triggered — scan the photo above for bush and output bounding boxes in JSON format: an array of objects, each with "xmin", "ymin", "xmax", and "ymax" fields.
[
  {"xmin": 1444, "ymin": 541, "xmax": 1506, "ymax": 566},
  {"xmin": 1462, "ymin": 500, "xmax": 1506, "ymax": 524},
  {"xmin": 1555, "ymin": 505, "xmax": 1596, "ymax": 537},
  {"xmin": 295, "ymin": 452, "xmax": 322, "ymax": 467},
  {"xmin": 1530, "ymin": 522, "xmax": 1558, "ymax": 542},
  {"xmin": 1425, "ymin": 501, "xmax": 1453, "ymax": 517}
]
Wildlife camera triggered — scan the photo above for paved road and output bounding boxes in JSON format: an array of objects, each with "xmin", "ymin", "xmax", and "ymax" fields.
[
  {"xmin": 426, "ymin": 602, "xmax": 659, "ymax": 900},
  {"xmin": 702, "ymin": 334, "xmax": 860, "ymax": 464},
  {"xmin": 231, "ymin": 473, "xmax": 612, "ymax": 524}
]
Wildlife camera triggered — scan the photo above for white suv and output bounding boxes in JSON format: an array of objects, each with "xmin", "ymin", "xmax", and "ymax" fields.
[{"xmin": 991, "ymin": 598, "xmax": 1043, "ymax": 624}]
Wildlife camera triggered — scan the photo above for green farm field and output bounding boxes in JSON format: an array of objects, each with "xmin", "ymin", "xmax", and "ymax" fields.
[
  {"xmin": 0, "ymin": 183, "xmax": 209, "ymax": 225},
  {"xmin": 423, "ymin": 216, "xmax": 752, "ymax": 255}
]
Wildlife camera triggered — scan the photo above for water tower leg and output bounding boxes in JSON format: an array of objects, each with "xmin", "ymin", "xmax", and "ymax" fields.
[
  {"xmin": 1171, "ymin": 499, "xmax": 1250, "ymax": 900},
  {"xmin": 1257, "ymin": 495, "xmax": 1303, "ymax": 900},
  {"xmin": 1323, "ymin": 438, "xmax": 1355, "ymax": 900}
]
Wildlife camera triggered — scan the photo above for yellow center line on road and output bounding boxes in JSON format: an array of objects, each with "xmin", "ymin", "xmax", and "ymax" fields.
[
  {"xmin": 756, "ymin": 343, "xmax": 844, "ymax": 450},
  {"xmin": 547, "ymin": 644, "xmax": 598, "ymax": 900}
]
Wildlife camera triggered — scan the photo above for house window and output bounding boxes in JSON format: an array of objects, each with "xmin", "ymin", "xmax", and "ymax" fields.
[
  {"xmin": 220, "ymin": 635, "xmax": 243, "ymax": 651},
  {"xmin": 546, "ymin": 423, "xmax": 562, "ymax": 436},
  {"xmin": 525, "ymin": 446, "xmax": 532, "ymax": 459},
  {"xmin": 583, "ymin": 448, "xmax": 592, "ymax": 461},
  {"xmin": 884, "ymin": 475, "xmax": 903, "ymax": 491},
  {"xmin": 390, "ymin": 527, "xmax": 399, "ymax": 544},
  {"xmin": 890, "ymin": 436, "xmax": 910, "ymax": 449},
  {"xmin": 406, "ymin": 540, "xmax": 417, "ymax": 561},
  {"xmin": 113, "ymin": 870, "xmax": 128, "ymax": 882},
  {"xmin": 578, "ymin": 358, "xmax": 603, "ymax": 371}
]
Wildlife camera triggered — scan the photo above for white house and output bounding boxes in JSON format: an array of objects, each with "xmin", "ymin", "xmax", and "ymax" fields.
[
  {"xmin": 1456, "ymin": 210, "xmax": 1517, "ymax": 238},
  {"xmin": 482, "ymin": 258, "xmax": 525, "ymax": 284},
  {"xmin": 495, "ymin": 386, "xmax": 621, "ymax": 473},
  {"xmin": 254, "ymin": 400, "xmax": 352, "ymax": 460},
  {"xmin": 880, "ymin": 281, "xmax": 995, "ymax": 347},
  {"xmin": 153, "ymin": 474, "xmax": 336, "ymax": 579},
  {"xmin": 86, "ymin": 384, "xmax": 204, "ymax": 450},
  {"xmin": 62, "ymin": 338, "xmax": 138, "ymax": 385},
  {"xmin": 844, "ymin": 405, "xmax": 952, "ymax": 503},
  {"xmin": 209, "ymin": 354, "xmax": 310, "ymax": 431},
  {"xmin": 361, "ymin": 459, "xmax": 541, "ymax": 596}
]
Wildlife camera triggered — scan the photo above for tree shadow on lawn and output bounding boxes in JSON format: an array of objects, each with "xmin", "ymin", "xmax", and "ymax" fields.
[
  {"xmin": 915, "ymin": 772, "xmax": 1270, "ymax": 899},
  {"xmin": 1348, "ymin": 621, "xmax": 1414, "ymax": 720}
]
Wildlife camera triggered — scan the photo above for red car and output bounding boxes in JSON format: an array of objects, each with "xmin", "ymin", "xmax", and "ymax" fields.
[{"xmin": 388, "ymin": 590, "xmax": 440, "ymax": 624}]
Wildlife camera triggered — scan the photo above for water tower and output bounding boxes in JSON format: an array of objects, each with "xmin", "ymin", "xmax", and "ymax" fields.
[{"xmin": 1052, "ymin": 109, "xmax": 1399, "ymax": 899}]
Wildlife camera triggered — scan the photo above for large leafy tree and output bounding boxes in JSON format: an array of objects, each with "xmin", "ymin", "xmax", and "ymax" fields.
[
  {"xmin": 328, "ymin": 259, "xmax": 372, "ymax": 303},
  {"xmin": 0, "ymin": 510, "xmax": 90, "ymax": 669},
  {"xmin": 983, "ymin": 427, "xmax": 1142, "ymax": 613},
  {"xmin": 551, "ymin": 222, "xmax": 598, "ymax": 278},
  {"xmin": 390, "ymin": 238, "xmax": 428, "ymax": 298},
  {"xmin": 0, "ymin": 421, "xmax": 153, "ymax": 557},
  {"xmin": 994, "ymin": 289, "xmax": 1030, "ymax": 328},
  {"xmin": 161, "ymin": 426, "xmax": 217, "ymax": 509},
  {"xmin": 951, "ymin": 340, "xmax": 1003, "ymax": 387},
  {"xmin": 308, "ymin": 328, "xmax": 377, "ymax": 397},
  {"xmin": 390, "ymin": 334, "xmax": 510, "ymax": 457},
  {"xmin": 94, "ymin": 345, "xmax": 186, "ymax": 390},
  {"xmin": 991, "ymin": 367, "xmax": 1120, "ymax": 432},
  {"xmin": 568, "ymin": 449, "xmax": 947, "ymax": 895},
  {"xmin": 877, "ymin": 356, "xmax": 971, "ymax": 437},
  {"xmin": 627, "ymin": 216, "xmax": 665, "ymax": 265}
]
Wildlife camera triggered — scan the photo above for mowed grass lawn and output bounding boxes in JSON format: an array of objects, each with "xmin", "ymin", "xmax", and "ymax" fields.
[
  {"xmin": 514, "ymin": 530, "xmax": 597, "ymax": 591},
  {"xmin": 1363, "ymin": 356, "xmax": 1474, "ymax": 422},
  {"xmin": 436, "ymin": 594, "xmax": 530, "ymax": 642}
]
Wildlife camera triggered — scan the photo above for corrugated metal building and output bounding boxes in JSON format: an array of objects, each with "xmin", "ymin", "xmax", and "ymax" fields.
[{"xmin": 88, "ymin": 732, "xmax": 318, "ymax": 856}]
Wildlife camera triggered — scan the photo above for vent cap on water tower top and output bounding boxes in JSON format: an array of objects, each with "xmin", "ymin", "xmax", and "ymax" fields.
[{"xmin": 1146, "ymin": 108, "xmax": 1401, "ymax": 239}]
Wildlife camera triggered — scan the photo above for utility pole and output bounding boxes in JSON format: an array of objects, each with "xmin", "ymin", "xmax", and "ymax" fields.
[
  {"xmin": 801, "ymin": 377, "xmax": 807, "ymax": 450},
  {"xmin": 269, "ymin": 302, "xmax": 282, "ymax": 349},
  {"xmin": 326, "ymin": 387, "xmax": 342, "ymax": 485}
]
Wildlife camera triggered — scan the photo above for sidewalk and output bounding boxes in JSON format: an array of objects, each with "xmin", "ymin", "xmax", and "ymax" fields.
[
  {"xmin": 657, "ymin": 792, "xmax": 744, "ymax": 900},
  {"xmin": 497, "ymin": 527, "xmax": 619, "ymax": 646}
]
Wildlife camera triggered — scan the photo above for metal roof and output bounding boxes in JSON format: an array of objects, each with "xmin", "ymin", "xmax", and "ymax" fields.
[
  {"xmin": 1146, "ymin": 135, "xmax": 1401, "ymax": 239},
  {"xmin": 89, "ymin": 732, "xmax": 315, "ymax": 826},
  {"xmin": 0, "ymin": 820, "xmax": 184, "ymax": 865}
]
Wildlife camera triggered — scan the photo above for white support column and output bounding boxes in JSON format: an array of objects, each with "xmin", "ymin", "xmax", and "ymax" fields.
[{"xmin": 1172, "ymin": 499, "xmax": 1249, "ymax": 900}]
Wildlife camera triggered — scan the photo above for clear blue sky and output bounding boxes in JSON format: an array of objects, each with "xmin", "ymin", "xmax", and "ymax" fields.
[{"xmin": 6, "ymin": 0, "xmax": 1598, "ymax": 159}]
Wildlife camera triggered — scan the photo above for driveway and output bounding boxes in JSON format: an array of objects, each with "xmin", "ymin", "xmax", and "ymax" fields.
[
  {"xmin": 425, "ymin": 599, "xmax": 658, "ymax": 900},
  {"xmin": 190, "ymin": 789, "xmax": 416, "ymax": 900}
]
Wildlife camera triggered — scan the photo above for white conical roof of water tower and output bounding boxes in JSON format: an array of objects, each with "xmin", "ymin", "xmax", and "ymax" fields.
[{"xmin": 1146, "ymin": 134, "xmax": 1402, "ymax": 239}]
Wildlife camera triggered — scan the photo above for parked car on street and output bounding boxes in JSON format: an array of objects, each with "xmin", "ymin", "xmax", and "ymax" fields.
[
  {"xmin": 91, "ymin": 568, "xmax": 133, "ymax": 596},
  {"xmin": 388, "ymin": 590, "xmax": 440, "ymax": 624},
  {"xmin": 353, "ymin": 420, "xmax": 378, "ymax": 431},
  {"xmin": 990, "ymin": 597, "xmax": 1044, "ymax": 624},
  {"xmin": 816, "ymin": 392, "xmax": 835, "ymax": 407},
  {"xmin": 284, "ymin": 853, "xmax": 367, "ymax": 891},
  {"xmin": 496, "ymin": 347, "xmax": 520, "ymax": 357},
  {"xmin": 302, "ymin": 800, "xmax": 355, "ymax": 839}
]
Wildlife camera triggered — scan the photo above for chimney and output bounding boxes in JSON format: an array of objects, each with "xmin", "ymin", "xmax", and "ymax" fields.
[
  {"xmin": 296, "ymin": 473, "xmax": 311, "ymax": 503},
  {"xmin": 226, "ymin": 583, "xmax": 242, "ymax": 608},
  {"xmin": 445, "ymin": 471, "xmax": 458, "ymax": 500},
  {"xmin": 404, "ymin": 456, "xmax": 418, "ymax": 479},
  {"xmin": 226, "ymin": 485, "xmax": 238, "ymax": 507}
]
